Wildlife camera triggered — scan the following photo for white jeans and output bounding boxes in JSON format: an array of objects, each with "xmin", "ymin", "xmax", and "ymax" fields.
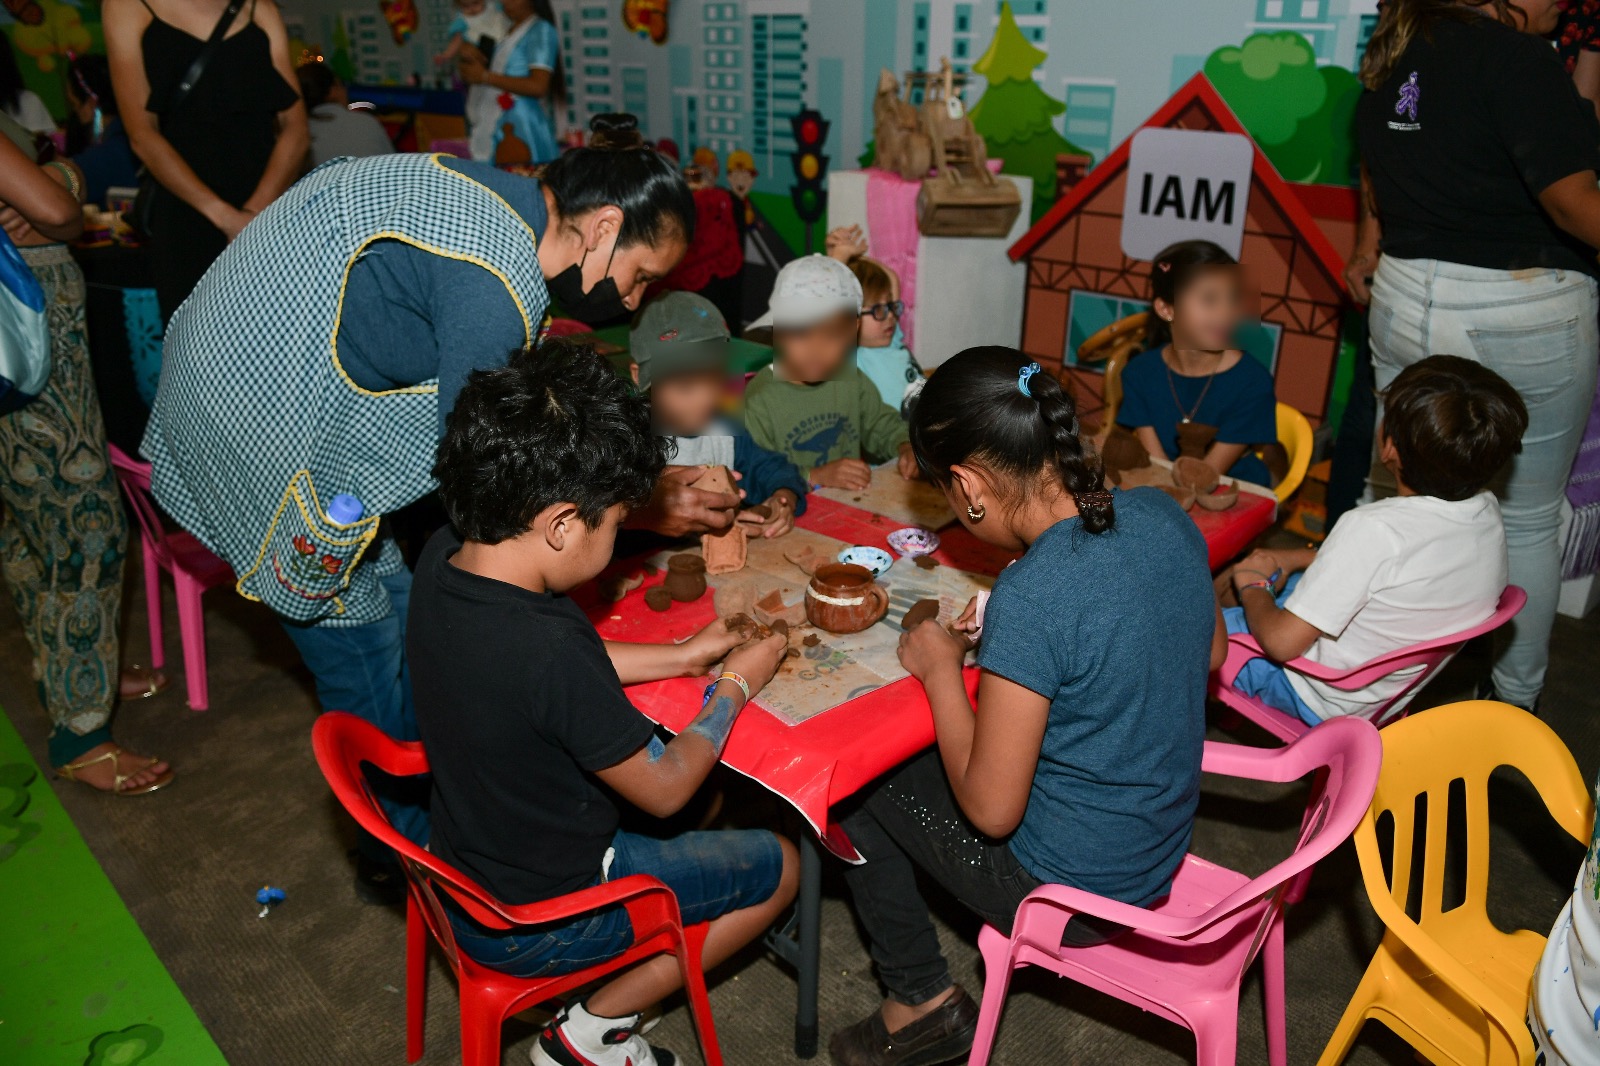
[{"xmin": 1369, "ymin": 256, "xmax": 1599, "ymax": 705}]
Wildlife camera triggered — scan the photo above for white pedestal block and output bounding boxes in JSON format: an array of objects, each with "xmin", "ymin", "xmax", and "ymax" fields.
[{"xmin": 828, "ymin": 169, "xmax": 1033, "ymax": 369}]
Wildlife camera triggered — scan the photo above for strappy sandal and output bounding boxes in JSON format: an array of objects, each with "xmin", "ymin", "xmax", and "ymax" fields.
[
  {"xmin": 119, "ymin": 666, "xmax": 170, "ymax": 701},
  {"xmin": 55, "ymin": 747, "xmax": 174, "ymax": 796}
]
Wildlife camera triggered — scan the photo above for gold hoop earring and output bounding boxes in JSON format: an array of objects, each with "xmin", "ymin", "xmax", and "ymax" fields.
[{"xmin": 966, "ymin": 503, "xmax": 986, "ymax": 522}]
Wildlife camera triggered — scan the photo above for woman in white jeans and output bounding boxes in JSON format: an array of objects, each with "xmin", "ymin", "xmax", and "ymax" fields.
[{"xmin": 1353, "ymin": 0, "xmax": 1600, "ymax": 711}]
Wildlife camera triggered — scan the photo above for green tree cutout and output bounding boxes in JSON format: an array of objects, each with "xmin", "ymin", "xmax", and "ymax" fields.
[
  {"xmin": 970, "ymin": 2, "xmax": 1088, "ymax": 223},
  {"xmin": 1205, "ymin": 33, "xmax": 1361, "ymax": 186}
]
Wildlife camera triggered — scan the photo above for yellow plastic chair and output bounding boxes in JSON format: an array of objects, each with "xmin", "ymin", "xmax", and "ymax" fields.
[
  {"xmin": 1272, "ymin": 402, "xmax": 1314, "ymax": 503},
  {"xmin": 1317, "ymin": 701, "xmax": 1593, "ymax": 1066}
]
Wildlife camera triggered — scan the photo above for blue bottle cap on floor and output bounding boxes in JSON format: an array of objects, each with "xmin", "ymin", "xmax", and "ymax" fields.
[{"xmin": 327, "ymin": 494, "xmax": 363, "ymax": 525}]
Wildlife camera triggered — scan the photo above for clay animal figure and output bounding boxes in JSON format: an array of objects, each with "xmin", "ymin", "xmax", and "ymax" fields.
[{"xmin": 694, "ymin": 466, "xmax": 748, "ymax": 574}]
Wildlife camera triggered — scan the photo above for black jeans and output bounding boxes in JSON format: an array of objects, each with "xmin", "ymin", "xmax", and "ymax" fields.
[{"xmin": 840, "ymin": 750, "xmax": 1120, "ymax": 1006}]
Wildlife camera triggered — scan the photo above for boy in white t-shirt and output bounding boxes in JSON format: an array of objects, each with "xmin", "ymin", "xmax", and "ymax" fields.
[{"xmin": 1218, "ymin": 355, "xmax": 1528, "ymax": 726}]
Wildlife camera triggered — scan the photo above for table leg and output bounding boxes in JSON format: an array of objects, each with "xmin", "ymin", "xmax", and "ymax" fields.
[
  {"xmin": 795, "ymin": 833, "xmax": 822, "ymax": 1058},
  {"xmin": 764, "ymin": 831, "xmax": 823, "ymax": 1059}
]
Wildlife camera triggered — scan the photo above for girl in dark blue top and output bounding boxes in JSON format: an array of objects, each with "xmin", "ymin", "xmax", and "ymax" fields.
[
  {"xmin": 1117, "ymin": 240, "xmax": 1279, "ymax": 486},
  {"xmin": 827, "ymin": 346, "xmax": 1222, "ymax": 1066}
]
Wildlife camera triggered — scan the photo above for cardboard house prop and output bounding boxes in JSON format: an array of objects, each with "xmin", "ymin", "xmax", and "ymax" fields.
[{"xmin": 1008, "ymin": 74, "xmax": 1349, "ymax": 426}]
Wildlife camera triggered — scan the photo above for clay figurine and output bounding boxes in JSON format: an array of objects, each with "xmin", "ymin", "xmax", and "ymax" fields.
[
  {"xmin": 1175, "ymin": 422, "xmax": 1219, "ymax": 460},
  {"xmin": 694, "ymin": 466, "xmax": 747, "ymax": 575},
  {"xmin": 664, "ymin": 554, "xmax": 708, "ymax": 602},
  {"xmin": 1100, "ymin": 425, "xmax": 1150, "ymax": 485},
  {"xmin": 644, "ymin": 586, "xmax": 673, "ymax": 612},
  {"xmin": 805, "ymin": 563, "xmax": 890, "ymax": 634},
  {"xmin": 901, "ymin": 598, "xmax": 941, "ymax": 631}
]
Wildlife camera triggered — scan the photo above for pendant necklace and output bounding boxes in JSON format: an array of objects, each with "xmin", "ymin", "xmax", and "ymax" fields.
[{"xmin": 1166, "ymin": 348, "xmax": 1222, "ymax": 424}]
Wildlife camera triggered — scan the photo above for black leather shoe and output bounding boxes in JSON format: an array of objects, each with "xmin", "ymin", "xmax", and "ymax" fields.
[
  {"xmin": 828, "ymin": 986, "xmax": 978, "ymax": 1066},
  {"xmin": 354, "ymin": 853, "xmax": 407, "ymax": 906}
]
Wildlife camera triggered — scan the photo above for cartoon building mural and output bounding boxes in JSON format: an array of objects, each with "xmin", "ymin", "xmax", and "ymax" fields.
[{"xmin": 1008, "ymin": 74, "xmax": 1348, "ymax": 424}]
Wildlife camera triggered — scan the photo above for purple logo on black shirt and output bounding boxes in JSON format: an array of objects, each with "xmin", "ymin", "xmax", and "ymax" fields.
[{"xmin": 1395, "ymin": 72, "xmax": 1421, "ymax": 122}]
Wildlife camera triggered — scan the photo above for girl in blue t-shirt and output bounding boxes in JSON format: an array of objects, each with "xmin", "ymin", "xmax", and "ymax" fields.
[
  {"xmin": 826, "ymin": 346, "xmax": 1222, "ymax": 1066},
  {"xmin": 1117, "ymin": 240, "xmax": 1278, "ymax": 486}
]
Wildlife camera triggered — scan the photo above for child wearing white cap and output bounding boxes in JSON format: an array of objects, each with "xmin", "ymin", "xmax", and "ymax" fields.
[{"xmin": 744, "ymin": 256, "xmax": 918, "ymax": 490}]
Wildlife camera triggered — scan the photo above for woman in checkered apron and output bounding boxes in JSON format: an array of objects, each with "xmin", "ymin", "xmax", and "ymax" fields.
[{"xmin": 142, "ymin": 114, "xmax": 719, "ymax": 901}]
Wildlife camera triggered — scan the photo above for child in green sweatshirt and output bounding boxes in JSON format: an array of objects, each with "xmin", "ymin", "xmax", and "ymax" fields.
[{"xmin": 743, "ymin": 255, "xmax": 918, "ymax": 491}]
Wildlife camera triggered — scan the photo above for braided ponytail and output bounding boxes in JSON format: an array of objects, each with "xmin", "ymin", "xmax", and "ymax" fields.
[
  {"xmin": 1024, "ymin": 371, "xmax": 1116, "ymax": 534},
  {"xmin": 908, "ymin": 346, "xmax": 1116, "ymax": 535}
]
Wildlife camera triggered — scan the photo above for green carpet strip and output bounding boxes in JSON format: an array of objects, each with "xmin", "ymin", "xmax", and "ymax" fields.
[{"xmin": 0, "ymin": 709, "xmax": 226, "ymax": 1065}]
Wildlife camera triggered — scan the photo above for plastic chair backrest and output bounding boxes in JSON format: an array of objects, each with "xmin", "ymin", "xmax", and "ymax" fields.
[
  {"xmin": 1358, "ymin": 702, "xmax": 1591, "ymax": 933},
  {"xmin": 107, "ymin": 443, "xmax": 176, "ymax": 570},
  {"xmin": 1274, "ymin": 402, "xmax": 1314, "ymax": 503},
  {"xmin": 1023, "ymin": 718, "xmax": 1382, "ymax": 955},
  {"xmin": 311, "ymin": 712, "xmax": 543, "ymax": 976}
]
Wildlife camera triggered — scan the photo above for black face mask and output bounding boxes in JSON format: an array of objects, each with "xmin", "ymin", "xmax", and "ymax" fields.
[{"xmin": 546, "ymin": 243, "xmax": 629, "ymax": 324}]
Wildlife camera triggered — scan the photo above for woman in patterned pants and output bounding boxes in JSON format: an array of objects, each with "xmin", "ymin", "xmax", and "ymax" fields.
[{"xmin": 0, "ymin": 127, "xmax": 171, "ymax": 794}]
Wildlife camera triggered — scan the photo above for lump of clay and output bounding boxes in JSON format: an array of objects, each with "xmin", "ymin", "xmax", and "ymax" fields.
[
  {"xmin": 901, "ymin": 598, "xmax": 941, "ymax": 630},
  {"xmin": 1100, "ymin": 426, "xmax": 1150, "ymax": 486},
  {"xmin": 645, "ymin": 586, "xmax": 673, "ymax": 612},
  {"xmin": 1171, "ymin": 456, "xmax": 1220, "ymax": 495},
  {"xmin": 913, "ymin": 555, "xmax": 939, "ymax": 571},
  {"xmin": 1176, "ymin": 422, "xmax": 1218, "ymax": 460},
  {"xmin": 664, "ymin": 554, "xmax": 707, "ymax": 602},
  {"xmin": 694, "ymin": 466, "xmax": 748, "ymax": 575}
]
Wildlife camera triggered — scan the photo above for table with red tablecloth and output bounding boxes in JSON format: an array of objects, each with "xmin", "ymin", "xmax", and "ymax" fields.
[{"xmin": 586, "ymin": 490, "xmax": 1275, "ymax": 1056}]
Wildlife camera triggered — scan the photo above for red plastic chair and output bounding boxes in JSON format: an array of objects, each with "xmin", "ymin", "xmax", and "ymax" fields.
[
  {"xmin": 969, "ymin": 717, "xmax": 1383, "ymax": 1066},
  {"xmin": 107, "ymin": 444, "xmax": 235, "ymax": 710},
  {"xmin": 1212, "ymin": 586, "xmax": 1527, "ymax": 744},
  {"xmin": 310, "ymin": 712, "xmax": 724, "ymax": 1066}
]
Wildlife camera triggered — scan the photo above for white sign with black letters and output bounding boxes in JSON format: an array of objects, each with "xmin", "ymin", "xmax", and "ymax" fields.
[{"xmin": 1120, "ymin": 127, "xmax": 1254, "ymax": 261}]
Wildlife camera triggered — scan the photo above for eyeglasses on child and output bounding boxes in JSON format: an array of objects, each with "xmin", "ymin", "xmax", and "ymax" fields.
[{"xmin": 861, "ymin": 300, "xmax": 904, "ymax": 322}]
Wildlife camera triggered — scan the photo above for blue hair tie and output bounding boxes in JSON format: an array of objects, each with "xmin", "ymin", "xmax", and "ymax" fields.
[{"xmin": 1018, "ymin": 363, "xmax": 1042, "ymax": 398}]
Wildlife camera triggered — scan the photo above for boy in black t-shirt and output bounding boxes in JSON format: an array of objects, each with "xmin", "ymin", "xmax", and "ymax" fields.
[{"xmin": 410, "ymin": 341, "xmax": 795, "ymax": 1066}]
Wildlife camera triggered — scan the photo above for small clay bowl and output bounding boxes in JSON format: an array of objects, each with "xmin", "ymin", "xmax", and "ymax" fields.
[
  {"xmin": 1171, "ymin": 456, "xmax": 1220, "ymax": 495},
  {"xmin": 1195, "ymin": 483, "xmax": 1241, "ymax": 512},
  {"xmin": 837, "ymin": 545, "xmax": 894, "ymax": 577},
  {"xmin": 1156, "ymin": 484, "xmax": 1197, "ymax": 511}
]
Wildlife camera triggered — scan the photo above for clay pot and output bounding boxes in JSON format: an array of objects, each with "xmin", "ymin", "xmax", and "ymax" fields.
[
  {"xmin": 805, "ymin": 563, "xmax": 889, "ymax": 634},
  {"xmin": 1195, "ymin": 483, "xmax": 1240, "ymax": 511},
  {"xmin": 1171, "ymin": 456, "xmax": 1220, "ymax": 495},
  {"xmin": 664, "ymin": 554, "xmax": 708, "ymax": 602}
]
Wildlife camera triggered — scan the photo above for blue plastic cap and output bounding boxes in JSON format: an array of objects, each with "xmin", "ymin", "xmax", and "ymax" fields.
[{"xmin": 327, "ymin": 494, "xmax": 364, "ymax": 525}]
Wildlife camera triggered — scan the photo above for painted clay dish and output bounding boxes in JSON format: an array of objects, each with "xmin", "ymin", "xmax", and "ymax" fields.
[
  {"xmin": 1171, "ymin": 456, "xmax": 1220, "ymax": 494},
  {"xmin": 805, "ymin": 563, "xmax": 889, "ymax": 634},
  {"xmin": 886, "ymin": 526, "xmax": 940, "ymax": 558},
  {"xmin": 837, "ymin": 545, "xmax": 894, "ymax": 577},
  {"xmin": 1195, "ymin": 483, "xmax": 1241, "ymax": 511}
]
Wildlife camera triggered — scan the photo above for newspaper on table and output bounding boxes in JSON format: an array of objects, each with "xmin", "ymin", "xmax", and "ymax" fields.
[{"xmin": 654, "ymin": 525, "xmax": 991, "ymax": 726}]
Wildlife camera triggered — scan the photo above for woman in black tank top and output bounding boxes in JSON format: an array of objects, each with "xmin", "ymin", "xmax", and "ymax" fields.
[{"xmin": 103, "ymin": 0, "xmax": 306, "ymax": 321}]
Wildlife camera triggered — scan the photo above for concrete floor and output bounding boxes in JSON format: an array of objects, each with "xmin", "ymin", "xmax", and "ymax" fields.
[{"xmin": 2, "ymin": 552, "xmax": 1595, "ymax": 1066}]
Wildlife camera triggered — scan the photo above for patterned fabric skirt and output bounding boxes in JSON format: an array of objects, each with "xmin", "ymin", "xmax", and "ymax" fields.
[{"xmin": 0, "ymin": 244, "xmax": 127, "ymax": 743}]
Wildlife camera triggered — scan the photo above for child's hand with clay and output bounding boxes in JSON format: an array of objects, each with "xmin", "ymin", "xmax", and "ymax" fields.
[
  {"xmin": 738, "ymin": 489, "xmax": 798, "ymax": 539},
  {"xmin": 897, "ymin": 616, "xmax": 968, "ymax": 683}
]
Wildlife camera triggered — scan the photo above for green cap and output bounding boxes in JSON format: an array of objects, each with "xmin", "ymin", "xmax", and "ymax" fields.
[{"xmin": 629, "ymin": 292, "xmax": 732, "ymax": 389}]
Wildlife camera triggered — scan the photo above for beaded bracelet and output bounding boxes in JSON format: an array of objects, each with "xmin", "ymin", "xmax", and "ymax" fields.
[
  {"xmin": 701, "ymin": 670, "xmax": 751, "ymax": 708},
  {"xmin": 44, "ymin": 160, "xmax": 81, "ymax": 204}
]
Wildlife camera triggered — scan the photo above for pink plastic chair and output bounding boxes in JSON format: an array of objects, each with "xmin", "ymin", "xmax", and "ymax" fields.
[
  {"xmin": 970, "ymin": 717, "xmax": 1383, "ymax": 1066},
  {"xmin": 1212, "ymin": 586, "xmax": 1526, "ymax": 744},
  {"xmin": 107, "ymin": 444, "xmax": 235, "ymax": 711}
]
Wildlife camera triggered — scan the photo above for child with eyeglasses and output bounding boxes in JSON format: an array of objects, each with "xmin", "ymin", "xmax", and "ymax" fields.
[{"xmin": 828, "ymin": 224, "xmax": 925, "ymax": 418}]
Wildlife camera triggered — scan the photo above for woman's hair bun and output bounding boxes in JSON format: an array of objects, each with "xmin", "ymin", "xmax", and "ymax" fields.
[{"xmin": 589, "ymin": 112, "xmax": 646, "ymax": 150}]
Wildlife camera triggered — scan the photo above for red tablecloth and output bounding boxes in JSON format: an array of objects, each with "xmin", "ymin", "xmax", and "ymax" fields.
[{"xmin": 588, "ymin": 491, "xmax": 1275, "ymax": 859}]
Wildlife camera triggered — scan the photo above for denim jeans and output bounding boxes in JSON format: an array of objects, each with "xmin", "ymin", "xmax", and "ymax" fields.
[
  {"xmin": 281, "ymin": 565, "xmax": 430, "ymax": 859},
  {"xmin": 1369, "ymin": 257, "xmax": 1600, "ymax": 706},
  {"xmin": 839, "ymin": 750, "xmax": 1121, "ymax": 1006},
  {"xmin": 448, "ymin": 828, "xmax": 784, "ymax": 978},
  {"xmin": 1223, "ymin": 575, "xmax": 1319, "ymax": 726}
]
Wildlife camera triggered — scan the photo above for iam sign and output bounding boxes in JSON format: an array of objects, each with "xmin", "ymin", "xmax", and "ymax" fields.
[{"xmin": 1120, "ymin": 127, "xmax": 1254, "ymax": 261}]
